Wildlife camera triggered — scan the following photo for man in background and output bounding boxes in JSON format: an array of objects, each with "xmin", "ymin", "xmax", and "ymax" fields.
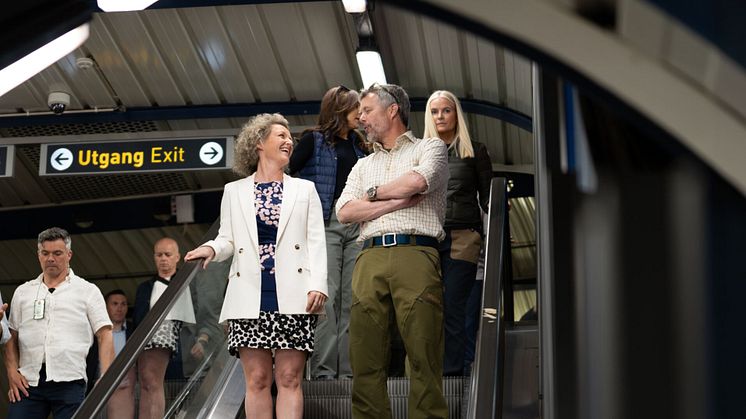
[
  {"xmin": 133, "ymin": 237, "xmax": 194, "ymax": 419},
  {"xmin": 87, "ymin": 289, "xmax": 135, "ymax": 419},
  {"xmin": 5, "ymin": 227, "xmax": 113, "ymax": 419}
]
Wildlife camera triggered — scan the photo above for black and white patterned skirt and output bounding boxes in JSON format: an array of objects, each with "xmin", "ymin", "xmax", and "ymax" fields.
[
  {"xmin": 228, "ymin": 311, "xmax": 318, "ymax": 357},
  {"xmin": 144, "ymin": 320, "xmax": 182, "ymax": 352}
]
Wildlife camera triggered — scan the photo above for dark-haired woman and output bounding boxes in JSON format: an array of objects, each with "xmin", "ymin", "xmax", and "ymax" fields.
[{"xmin": 289, "ymin": 85, "xmax": 367, "ymax": 380}]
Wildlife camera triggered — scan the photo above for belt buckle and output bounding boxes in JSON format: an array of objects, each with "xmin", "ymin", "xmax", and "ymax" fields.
[{"xmin": 382, "ymin": 233, "xmax": 397, "ymax": 247}]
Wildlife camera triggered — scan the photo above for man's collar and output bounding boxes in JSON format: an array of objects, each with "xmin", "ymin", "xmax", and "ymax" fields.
[
  {"xmin": 157, "ymin": 269, "xmax": 176, "ymax": 280},
  {"xmin": 155, "ymin": 276, "xmax": 171, "ymax": 286},
  {"xmin": 36, "ymin": 269, "xmax": 75, "ymax": 286},
  {"xmin": 372, "ymin": 131, "xmax": 416, "ymax": 152}
]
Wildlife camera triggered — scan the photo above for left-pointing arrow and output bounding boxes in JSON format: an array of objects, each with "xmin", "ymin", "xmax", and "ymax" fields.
[{"xmin": 50, "ymin": 148, "xmax": 74, "ymax": 171}]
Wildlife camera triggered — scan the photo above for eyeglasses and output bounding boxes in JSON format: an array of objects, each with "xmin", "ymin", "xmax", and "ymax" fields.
[
  {"xmin": 337, "ymin": 85, "xmax": 351, "ymax": 93},
  {"xmin": 373, "ymin": 83, "xmax": 399, "ymax": 106}
]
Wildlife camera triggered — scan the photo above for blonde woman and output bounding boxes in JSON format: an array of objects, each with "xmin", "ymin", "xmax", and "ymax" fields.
[
  {"xmin": 185, "ymin": 113, "xmax": 328, "ymax": 419},
  {"xmin": 423, "ymin": 90, "xmax": 493, "ymax": 376}
]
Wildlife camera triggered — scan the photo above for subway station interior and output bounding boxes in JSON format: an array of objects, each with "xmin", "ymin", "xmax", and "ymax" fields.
[{"xmin": 1, "ymin": 1, "xmax": 745, "ymax": 418}]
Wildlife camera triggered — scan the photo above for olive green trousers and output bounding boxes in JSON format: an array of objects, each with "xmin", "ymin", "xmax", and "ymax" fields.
[{"xmin": 349, "ymin": 245, "xmax": 448, "ymax": 419}]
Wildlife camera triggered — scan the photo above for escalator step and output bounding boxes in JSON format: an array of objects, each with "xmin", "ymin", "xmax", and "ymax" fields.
[{"xmin": 302, "ymin": 377, "xmax": 466, "ymax": 419}]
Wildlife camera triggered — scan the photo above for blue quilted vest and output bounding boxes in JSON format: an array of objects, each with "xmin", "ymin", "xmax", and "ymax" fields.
[{"xmin": 298, "ymin": 131, "xmax": 365, "ymax": 220}]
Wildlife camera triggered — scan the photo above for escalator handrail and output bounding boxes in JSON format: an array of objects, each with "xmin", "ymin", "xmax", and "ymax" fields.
[
  {"xmin": 467, "ymin": 177, "xmax": 509, "ymax": 419},
  {"xmin": 73, "ymin": 220, "xmax": 220, "ymax": 419}
]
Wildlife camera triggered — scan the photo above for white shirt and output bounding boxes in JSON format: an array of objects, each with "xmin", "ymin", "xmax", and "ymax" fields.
[
  {"xmin": 8, "ymin": 269, "xmax": 111, "ymax": 386},
  {"xmin": 0, "ymin": 292, "xmax": 10, "ymax": 345},
  {"xmin": 336, "ymin": 131, "xmax": 449, "ymax": 241},
  {"xmin": 112, "ymin": 324, "xmax": 127, "ymax": 356},
  {"xmin": 150, "ymin": 277, "xmax": 196, "ymax": 323}
]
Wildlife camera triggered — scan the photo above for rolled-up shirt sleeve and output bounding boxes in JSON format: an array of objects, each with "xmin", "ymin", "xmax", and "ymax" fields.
[
  {"xmin": 411, "ymin": 137, "xmax": 448, "ymax": 194},
  {"xmin": 335, "ymin": 160, "xmax": 364, "ymax": 215}
]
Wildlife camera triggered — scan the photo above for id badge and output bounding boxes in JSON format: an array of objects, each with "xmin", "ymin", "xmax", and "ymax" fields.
[{"xmin": 33, "ymin": 299, "xmax": 45, "ymax": 320}]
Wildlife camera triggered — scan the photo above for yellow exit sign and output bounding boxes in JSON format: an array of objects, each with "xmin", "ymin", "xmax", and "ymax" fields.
[{"xmin": 40, "ymin": 137, "xmax": 232, "ymax": 175}]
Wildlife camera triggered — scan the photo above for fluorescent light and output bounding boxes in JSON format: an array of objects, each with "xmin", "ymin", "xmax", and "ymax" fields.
[
  {"xmin": 356, "ymin": 50, "xmax": 387, "ymax": 89},
  {"xmin": 342, "ymin": 0, "xmax": 366, "ymax": 13},
  {"xmin": 0, "ymin": 24, "xmax": 90, "ymax": 98},
  {"xmin": 98, "ymin": 0, "xmax": 159, "ymax": 12}
]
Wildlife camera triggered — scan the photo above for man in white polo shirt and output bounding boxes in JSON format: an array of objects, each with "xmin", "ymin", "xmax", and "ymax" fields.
[{"xmin": 4, "ymin": 227, "xmax": 114, "ymax": 419}]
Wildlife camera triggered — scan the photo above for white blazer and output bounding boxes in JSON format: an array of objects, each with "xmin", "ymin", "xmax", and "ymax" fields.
[{"xmin": 203, "ymin": 174, "xmax": 328, "ymax": 322}]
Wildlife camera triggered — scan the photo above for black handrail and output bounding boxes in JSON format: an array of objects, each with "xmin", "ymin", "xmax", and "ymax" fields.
[
  {"xmin": 503, "ymin": 218, "xmax": 515, "ymax": 323},
  {"xmin": 467, "ymin": 177, "xmax": 509, "ymax": 419},
  {"xmin": 72, "ymin": 221, "xmax": 219, "ymax": 419}
]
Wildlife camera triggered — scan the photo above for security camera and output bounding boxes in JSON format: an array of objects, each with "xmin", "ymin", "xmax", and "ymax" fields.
[{"xmin": 48, "ymin": 91, "xmax": 71, "ymax": 115}]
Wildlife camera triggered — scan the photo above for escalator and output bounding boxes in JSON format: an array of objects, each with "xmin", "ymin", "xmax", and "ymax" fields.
[{"xmin": 74, "ymin": 178, "xmax": 538, "ymax": 419}]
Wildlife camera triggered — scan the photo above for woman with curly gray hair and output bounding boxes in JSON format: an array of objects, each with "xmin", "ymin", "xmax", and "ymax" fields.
[{"xmin": 186, "ymin": 113, "xmax": 328, "ymax": 419}]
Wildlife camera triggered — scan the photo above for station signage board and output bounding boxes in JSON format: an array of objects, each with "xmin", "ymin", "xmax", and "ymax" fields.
[
  {"xmin": 39, "ymin": 137, "xmax": 233, "ymax": 175},
  {"xmin": 0, "ymin": 145, "xmax": 14, "ymax": 177}
]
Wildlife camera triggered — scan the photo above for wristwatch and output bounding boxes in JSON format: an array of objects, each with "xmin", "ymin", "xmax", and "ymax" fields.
[{"xmin": 366, "ymin": 186, "xmax": 379, "ymax": 201}]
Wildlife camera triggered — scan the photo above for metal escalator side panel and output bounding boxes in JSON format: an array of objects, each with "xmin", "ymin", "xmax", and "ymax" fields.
[
  {"xmin": 467, "ymin": 177, "xmax": 509, "ymax": 419},
  {"xmin": 183, "ymin": 344, "xmax": 245, "ymax": 419},
  {"xmin": 72, "ymin": 220, "xmax": 220, "ymax": 419}
]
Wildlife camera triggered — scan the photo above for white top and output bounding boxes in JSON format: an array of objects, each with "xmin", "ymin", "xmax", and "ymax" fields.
[
  {"xmin": 150, "ymin": 278, "xmax": 196, "ymax": 323},
  {"xmin": 1, "ymin": 292, "xmax": 10, "ymax": 345},
  {"xmin": 336, "ymin": 131, "xmax": 449, "ymax": 241},
  {"xmin": 8, "ymin": 269, "xmax": 112, "ymax": 386}
]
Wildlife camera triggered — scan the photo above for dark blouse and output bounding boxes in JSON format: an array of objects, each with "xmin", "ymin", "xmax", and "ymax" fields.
[{"xmin": 255, "ymin": 181, "xmax": 282, "ymax": 312}]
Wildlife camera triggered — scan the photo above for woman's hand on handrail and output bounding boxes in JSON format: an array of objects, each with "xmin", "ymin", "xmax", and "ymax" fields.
[{"xmin": 184, "ymin": 246, "xmax": 216, "ymax": 269}]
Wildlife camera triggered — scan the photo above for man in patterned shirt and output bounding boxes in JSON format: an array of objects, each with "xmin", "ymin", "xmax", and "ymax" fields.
[{"xmin": 336, "ymin": 83, "xmax": 449, "ymax": 419}]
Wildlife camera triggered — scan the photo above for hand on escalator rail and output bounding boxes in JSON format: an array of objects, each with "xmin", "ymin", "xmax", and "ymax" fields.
[{"xmin": 184, "ymin": 245, "xmax": 216, "ymax": 269}]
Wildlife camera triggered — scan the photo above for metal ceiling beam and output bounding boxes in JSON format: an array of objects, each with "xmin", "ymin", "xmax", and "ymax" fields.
[
  {"xmin": 0, "ymin": 99, "xmax": 532, "ymax": 132},
  {"xmin": 0, "ymin": 191, "xmax": 221, "ymax": 241}
]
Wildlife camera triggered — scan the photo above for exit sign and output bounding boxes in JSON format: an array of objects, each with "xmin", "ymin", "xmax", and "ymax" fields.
[{"xmin": 40, "ymin": 137, "xmax": 233, "ymax": 175}]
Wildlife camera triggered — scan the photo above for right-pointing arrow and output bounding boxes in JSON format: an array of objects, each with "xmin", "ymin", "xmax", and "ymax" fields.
[{"xmin": 199, "ymin": 142, "xmax": 224, "ymax": 165}]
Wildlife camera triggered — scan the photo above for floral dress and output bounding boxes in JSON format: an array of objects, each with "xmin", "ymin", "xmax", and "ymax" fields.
[{"xmin": 227, "ymin": 181, "xmax": 318, "ymax": 356}]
